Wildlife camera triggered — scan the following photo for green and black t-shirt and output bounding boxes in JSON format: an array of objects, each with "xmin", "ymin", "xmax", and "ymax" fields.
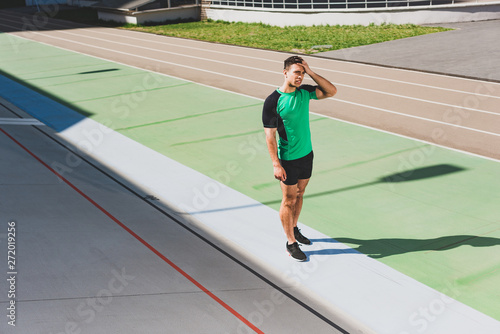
[{"xmin": 262, "ymin": 85, "xmax": 318, "ymax": 161}]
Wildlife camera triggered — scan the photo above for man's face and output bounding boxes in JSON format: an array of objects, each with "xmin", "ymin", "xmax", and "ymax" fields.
[{"xmin": 284, "ymin": 63, "xmax": 305, "ymax": 88}]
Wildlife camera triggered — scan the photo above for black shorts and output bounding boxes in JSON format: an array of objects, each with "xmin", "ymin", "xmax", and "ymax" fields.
[{"xmin": 280, "ymin": 151, "xmax": 314, "ymax": 186}]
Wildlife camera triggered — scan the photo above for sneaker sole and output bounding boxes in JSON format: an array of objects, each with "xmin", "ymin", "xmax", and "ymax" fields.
[{"xmin": 287, "ymin": 251, "xmax": 307, "ymax": 262}]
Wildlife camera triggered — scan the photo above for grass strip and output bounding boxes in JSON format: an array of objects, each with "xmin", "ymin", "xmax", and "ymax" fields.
[
  {"xmin": 125, "ymin": 20, "xmax": 450, "ymax": 54},
  {"xmin": 53, "ymin": 8, "xmax": 451, "ymax": 54}
]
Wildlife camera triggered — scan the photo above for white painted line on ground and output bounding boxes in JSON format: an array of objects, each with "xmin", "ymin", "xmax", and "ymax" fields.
[
  {"xmin": 3, "ymin": 15, "xmax": 499, "ymax": 106},
  {"xmin": 310, "ymin": 111, "xmax": 500, "ymax": 163},
  {"xmin": 334, "ymin": 98, "xmax": 500, "ymax": 137},
  {"xmin": 5, "ymin": 12, "xmax": 499, "ymax": 97},
  {"xmin": 2, "ymin": 23, "xmax": 499, "ymax": 138},
  {"xmin": 83, "ymin": 27, "xmax": 500, "ymax": 98},
  {"xmin": 48, "ymin": 24, "xmax": 500, "ymax": 114},
  {"xmin": 2, "ymin": 29, "xmax": 500, "ymax": 163}
]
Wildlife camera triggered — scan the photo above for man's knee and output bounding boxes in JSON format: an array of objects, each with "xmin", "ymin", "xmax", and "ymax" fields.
[
  {"xmin": 296, "ymin": 182, "xmax": 308, "ymax": 198},
  {"xmin": 283, "ymin": 193, "xmax": 297, "ymax": 207}
]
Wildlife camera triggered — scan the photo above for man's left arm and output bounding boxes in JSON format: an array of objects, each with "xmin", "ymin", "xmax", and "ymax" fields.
[{"xmin": 300, "ymin": 60, "xmax": 337, "ymax": 100}]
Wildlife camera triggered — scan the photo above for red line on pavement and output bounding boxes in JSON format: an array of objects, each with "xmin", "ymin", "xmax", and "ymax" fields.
[{"xmin": 1, "ymin": 127, "xmax": 264, "ymax": 334}]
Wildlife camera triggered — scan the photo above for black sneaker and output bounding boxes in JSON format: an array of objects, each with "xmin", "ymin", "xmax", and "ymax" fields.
[
  {"xmin": 286, "ymin": 242, "xmax": 307, "ymax": 262},
  {"xmin": 294, "ymin": 227, "xmax": 311, "ymax": 245}
]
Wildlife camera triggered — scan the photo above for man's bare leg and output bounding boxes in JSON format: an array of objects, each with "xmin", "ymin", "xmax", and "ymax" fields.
[
  {"xmin": 293, "ymin": 178, "xmax": 310, "ymax": 228},
  {"xmin": 280, "ymin": 182, "xmax": 298, "ymax": 245},
  {"xmin": 280, "ymin": 181, "xmax": 309, "ymax": 261}
]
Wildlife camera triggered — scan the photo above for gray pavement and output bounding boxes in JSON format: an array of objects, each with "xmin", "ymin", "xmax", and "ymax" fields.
[
  {"xmin": 0, "ymin": 99, "xmax": 349, "ymax": 333},
  {"xmin": 320, "ymin": 19, "xmax": 500, "ymax": 83}
]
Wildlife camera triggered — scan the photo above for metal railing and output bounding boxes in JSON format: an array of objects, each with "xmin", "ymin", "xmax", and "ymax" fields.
[{"xmin": 209, "ymin": 0, "xmax": 483, "ymax": 9}]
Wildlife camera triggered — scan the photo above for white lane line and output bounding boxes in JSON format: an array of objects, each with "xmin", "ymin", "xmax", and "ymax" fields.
[
  {"xmin": 4, "ymin": 13, "xmax": 499, "ymax": 102},
  {"xmin": 2, "ymin": 16, "xmax": 499, "ymax": 118},
  {"xmin": 84, "ymin": 27, "xmax": 500, "ymax": 99},
  {"xmin": 28, "ymin": 23, "xmax": 500, "ymax": 116},
  {"xmin": 3, "ymin": 24, "xmax": 500, "ymax": 138},
  {"xmin": 0, "ymin": 118, "xmax": 44, "ymax": 125},
  {"xmin": 333, "ymin": 99, "xmax": 500, "ymax": 137},
  {"xmin": 3, "ymin": 28, "xmax": 500, "ymax": 163},
  {"xmin": 313, "ymin": 109, "xmax": 500, "ymax": 163},
  {"xmin": 3, "ymin": 11, "xmax": 499, "ymax": 99}
]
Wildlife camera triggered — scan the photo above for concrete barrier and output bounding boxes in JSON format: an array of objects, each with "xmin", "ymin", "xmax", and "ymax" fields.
[
  {"xmin": 205, "ymin": 2, "xmax": 500, "ymax": 26},
  {"xmin": 96, "ymin": 5, "xmax": 200, "ymax": 24}
]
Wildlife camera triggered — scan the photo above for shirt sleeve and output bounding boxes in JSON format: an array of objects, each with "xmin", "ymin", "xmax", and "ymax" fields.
[
  {"xmin": 262, "ymin": 91, "xmax": 280, "ymax": 128},
  {"xmin": 299, "ymin": 84, "xmax": 318, "ymax": 100}
]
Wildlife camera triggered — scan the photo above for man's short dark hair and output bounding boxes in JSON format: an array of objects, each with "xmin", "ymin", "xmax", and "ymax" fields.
[{"xmin": 284, "ymin": 56, "xmax": 303, "ymax": 70}]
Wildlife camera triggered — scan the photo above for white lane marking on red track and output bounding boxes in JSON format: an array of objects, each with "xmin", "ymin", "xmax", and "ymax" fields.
[
  {"xmin": 1, "ymin": 22, "xmax": 500, "ymax": 137},
  {"xmin": 1, "ymin": 11, "xmax": 499, "ymax": 98},
  {"xmin": 2, "ymin": 23, "xmax": 500, "ymax": 162},
  {"xmin": 35, "ymin": 25, "xmax": 500, "ymax": 115}
]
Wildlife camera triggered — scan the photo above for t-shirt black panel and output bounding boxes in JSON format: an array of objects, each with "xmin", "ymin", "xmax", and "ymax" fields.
[
  {"xmin": 262, "ymin": 90, "xmax": 280, "ymax": 128},
  {"xmin": 298, "ymin": 84, "xmax": 317, "ymax": 93},
  {"xmin": 262, "ymin": 90, "xmax": 288, "ymax": 142}
]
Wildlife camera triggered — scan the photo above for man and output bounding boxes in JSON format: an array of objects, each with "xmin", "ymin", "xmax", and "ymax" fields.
[{"xmin": 262, "ymin": 56, "xmax": 337, "ymax": 261}]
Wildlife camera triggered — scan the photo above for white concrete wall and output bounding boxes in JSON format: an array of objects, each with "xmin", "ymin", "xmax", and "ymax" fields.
[
  {"xmin": 97, "ymin": 5, "xmax": 201, "ymax": 24},
  {"xmin": 136, "ymin": 5, "xmax": 200, "ymax": 24},
  {"xmin": 206, "ymin": 2, "xmax": 500, "ymax": 26},
  {"xmin": 98, "ymin": 11, "xmax": 139, "ymax": 24}
]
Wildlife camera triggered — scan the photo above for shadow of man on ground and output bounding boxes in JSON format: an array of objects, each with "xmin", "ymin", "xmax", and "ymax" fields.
[{"xmin": 332, "ymin": 235, "xmax": 500, "ymax": 258}]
